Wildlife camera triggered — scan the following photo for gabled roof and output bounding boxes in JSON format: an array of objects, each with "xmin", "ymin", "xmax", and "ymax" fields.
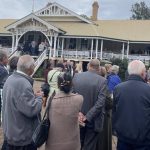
[
  {"xmin": 95, "ymin": 20, "xmax": 150, "ymax": 42},
  {"xmin": 35, "ymin": 2, "xmax": 93, "ymax": 24},
  {"xmin": 5, "ymin": 13, "xmax": 64, "ymax": 33},
  {"xmin": 0, "ymin": 19, "xmax": 16, "ymax": 34},
  {"xmin": 50, "ymin": 20, "xmax": 150, "ymax": 42},
  {"xmin": 2, "ymin": 19, "xmax": 150, "ymax": 42}
]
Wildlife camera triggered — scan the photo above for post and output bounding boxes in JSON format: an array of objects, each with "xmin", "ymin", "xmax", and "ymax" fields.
[
  {"xmin": 127, "ymin": 41, "xmax": 130, "ymax": 59},
  {"xmin": 61, "ymin": 38, "xmax": 64, "ymax": 58},
  {"xmin": 96, "ymin": 39, "xmax": 98, "ymax": 59},
  {"xmin": 121, "ymin": 42, "xmax": 125, "ymax": 60},
  {"xmin": 76, "ymin": 39, "xmax": 78, "ymax": 59},
  {"xmin": 11, "ymin": 34, "xmax": 15, "ymax": 52},
  {"xmin": 57, "ymin": 37, "xmax": 60, "ymax": 57},
  {"xmin": 15, "ymin": 31, "xmax": 18, "ymax": 50},
  {"xmin": 91, "ymin": 39, "xmax": 93, "ymax": 59},
  {"xmin": 49, "ymin": 36, "xmax": 53, "ymax": 58},
  {"xmin": 100, "ymin": 39, "xmax": 103, "ymax": 60},
  {"xmin": 53, "ymin": 35, "xmax": 57, "ymax": 57}
]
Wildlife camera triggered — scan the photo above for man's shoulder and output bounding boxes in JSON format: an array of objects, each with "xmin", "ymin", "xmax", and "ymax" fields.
[
  {"xmin": 0, "ymin": 65, "xmax": 7, "ymax": 73},
  {"xmin": 74, "ymin": 71, "xmax": 106, "ymax": 80},
  {"xmin": 7, "ymin": 73, "xmax": 31, "ymax": 86}
]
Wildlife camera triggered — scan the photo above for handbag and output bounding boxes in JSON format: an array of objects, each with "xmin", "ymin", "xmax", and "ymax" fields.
[{"xmin": 32, "ymin": 90, "xmax": 56, "ymax": 147}]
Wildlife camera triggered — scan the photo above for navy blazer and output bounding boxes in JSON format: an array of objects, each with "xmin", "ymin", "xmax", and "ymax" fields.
[
  {"xmin": 113, "ymin": 75, "xmax": 150, "ymax": 145},
  {"xmin": 0, "ymin": 64, "xmax": 8, "ymax": 89}
]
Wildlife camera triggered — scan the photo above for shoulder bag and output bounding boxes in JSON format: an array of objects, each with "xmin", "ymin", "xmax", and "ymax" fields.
[{"xmin": 32, "ymin": 90, "xmax": 56, "ymax": 147}]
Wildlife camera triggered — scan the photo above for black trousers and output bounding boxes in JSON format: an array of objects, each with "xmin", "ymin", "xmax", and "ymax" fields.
[
  {"xmin": 1, "ymin": 141, "xmax": 37, "ymax": 150},
  {"xmin": 117, "ymin": 139, "xmax": 150, "ymax": 150},
  {"xmin": 80, "ymin": 126, "xmax": 99, "ymax": 150}
]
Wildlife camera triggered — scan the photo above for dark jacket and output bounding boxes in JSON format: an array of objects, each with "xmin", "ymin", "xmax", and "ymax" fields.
[
  {"xmin": 73, "ymin": 71, "xmax": 107, "ymax": 132},
  {"xmin": 113, "ymin": 75, "xmax": 150, "ymax": 145},
  {"xmin": 0, "ymin": 64, "xmax": 8, "ymax": 89}
]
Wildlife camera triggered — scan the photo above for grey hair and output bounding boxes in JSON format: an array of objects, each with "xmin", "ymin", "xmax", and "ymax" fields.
[
  {"xmin": 128, "ymin": 60, "xmax": 145, "ymax": 75},
  {"xmin": 0, "ymin": 50, "xmax": 7, "ymax": 62},
  {"xmin": 112, "ymin": 65, "xmax": 119, "ymax": 74},
  {"xmin": 17, "ymin": 55, "xmax": 35, "ymax": 73}
]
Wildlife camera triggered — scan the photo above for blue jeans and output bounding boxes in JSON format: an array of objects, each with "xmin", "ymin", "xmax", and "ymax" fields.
[{"xmin": 117, "ymin": 139, "xmax": 150, "ymax": 150}]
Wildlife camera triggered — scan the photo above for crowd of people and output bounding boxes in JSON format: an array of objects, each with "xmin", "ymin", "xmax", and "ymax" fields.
[
  {"xmin": 18, "ymin": 40, "xmax": 49, "ymax": 56},
  {"xmin": 1, "ymin": 48, "xmax": 150, "ymax": 150}
]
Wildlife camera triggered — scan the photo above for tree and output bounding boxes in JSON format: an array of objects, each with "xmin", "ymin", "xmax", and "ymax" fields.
[{"xmin": 131, "ymin": 1, "xmax": 150, "ymax": 20}]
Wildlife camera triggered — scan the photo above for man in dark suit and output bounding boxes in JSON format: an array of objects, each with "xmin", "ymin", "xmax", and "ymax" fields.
[
  {"xmin": 113, "ymin": 60, "xmax": 150, "ymax": 150},
  {"xmin": 73, "ymin": 59, "xmax": 107, "ymax": 150},
  {"xmin": 0, "ymin": 50, "xmax": 8, "ymax": 124}
]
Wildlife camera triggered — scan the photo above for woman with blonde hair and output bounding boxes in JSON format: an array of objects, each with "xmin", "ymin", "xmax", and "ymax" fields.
[{"xmin": 75, "ymin": 61, "xmax": 83, "ymax": 73}]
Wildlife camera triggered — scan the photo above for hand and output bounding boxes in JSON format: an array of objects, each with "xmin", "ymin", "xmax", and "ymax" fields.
[{"xmin": 78, "ymin": 112, "xmax": 87, "ymax": 127}]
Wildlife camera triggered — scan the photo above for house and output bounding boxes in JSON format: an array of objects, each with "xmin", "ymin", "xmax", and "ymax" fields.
[{"xmin": 0, "ymin": 1, "xmax": 150, "ymax": 72}]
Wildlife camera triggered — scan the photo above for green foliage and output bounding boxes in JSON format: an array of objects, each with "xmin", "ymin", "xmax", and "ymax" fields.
[
  {"xmin": 131, "ymin": 1, "xmax": 150, "ymax": 20},
  {"xmin": 110, "ymin": 58, "xmax": 128, "ymax": 81},
  {"xmin": 33, "ymin": 67, "xmax": 44, "ymax": 78}
]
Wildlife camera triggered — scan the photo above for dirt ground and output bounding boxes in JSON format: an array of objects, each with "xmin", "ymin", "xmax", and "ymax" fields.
[{"xmin": 0, "ymin": 80, "xmax": 117, "ymax": 150}]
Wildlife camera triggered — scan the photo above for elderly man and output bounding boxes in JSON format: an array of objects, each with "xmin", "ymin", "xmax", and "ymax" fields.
[
  {"xmin": 2, "ymin": 55, "xmax": 43, "ymax": 150},
  {"xmin": 0, "ymin": 50, "xmax": 8, "ymax": 124},
  {"xmin": 73, "ymin": 59, "xmax": 107, "ymax": 150},
  {"xmin": 113, "ymin": 60, "xmax": 150, "ymax": 150}
]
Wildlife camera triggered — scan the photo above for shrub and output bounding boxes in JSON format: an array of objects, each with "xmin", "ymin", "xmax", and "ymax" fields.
[{"xmin": 110, "ymin": 58, "xmax": 128, "ymax": 81}]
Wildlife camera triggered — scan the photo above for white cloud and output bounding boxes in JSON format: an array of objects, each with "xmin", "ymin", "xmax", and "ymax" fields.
[{"xmin": 0, "ymin": 0, "xmax": 150, "ymax": 19}]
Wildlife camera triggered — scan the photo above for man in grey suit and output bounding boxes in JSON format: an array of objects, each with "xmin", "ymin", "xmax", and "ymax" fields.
[{"xmin": 73, "ymin": 59, "xmax": 107, "ymax": 150}]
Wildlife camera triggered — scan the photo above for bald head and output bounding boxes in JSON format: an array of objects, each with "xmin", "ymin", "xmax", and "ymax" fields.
[
  {"xmin": 88, "ymin": 59, "xmax": 100, "ymax": 71},
  {"xmin": 17, "ymin": 55, "xmax": 35, "ymax": 76},
  {"xmin": 128, "ymin": 60, "xmax": 146, "ymax": 79}
]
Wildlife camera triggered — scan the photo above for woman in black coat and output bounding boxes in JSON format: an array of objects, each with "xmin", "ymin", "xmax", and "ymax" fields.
[{"xmin": 96, "ymin": 66, "xmax": 113, "ymax": 150}]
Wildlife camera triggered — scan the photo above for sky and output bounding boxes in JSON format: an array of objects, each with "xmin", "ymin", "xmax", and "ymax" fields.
[{"xmin": 0, "ymin": 0, "xmax": 150, "ymax": 20}]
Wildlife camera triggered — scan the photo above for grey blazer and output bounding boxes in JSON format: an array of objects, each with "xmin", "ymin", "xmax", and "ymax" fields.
[{"xmin": 73, "ymin": 71, "xmax": 107, "ymax": 132}]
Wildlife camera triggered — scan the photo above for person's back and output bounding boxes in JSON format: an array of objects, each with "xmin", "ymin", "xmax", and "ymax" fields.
[
  {"xmin": 113, "ymin": 77, "xmax": 150, "ymax": 144},
  {"xmin": 107, "ymin": 65, "xmax": 121, "ymax": 93},
  {"xmin": 73, "ymin": 71, "xmax": 105, "ymax": 115},
  {"xmin": 0, "ymin": 50, "xmax": 8, "ymax": 127},
  {"xmin": 2, "ymin": 55, "xmax": 42, "ymax": 150},
  {"xmin": 107, "ymin": 73, "xmax": 121, "ymax": 92},
  {"xmin": 46, "ymin": 92, "xmax": 83, "ymax": 150},
  {"xmin": 45, "ymin": 72, "xmax": 83, "ymax": 150},
  {"xmin": 113, "ymin": 60, "xmax": 150, "ymax": 149},
  {"xmin": 73, "ymin": 59, "xmax": 107, "ymax": 150},
  {"xmin": 0, "ymin": 50, "xmax": 8, "ymax": 89},
  {"xmin": 2, "ymin": 72, "xmax": 41, "ymax": 145},
  {"xmin": 47, "ymin": 63, "xmax": 64, "ymax": 94},
  {"xmin": 0, "ymin": 65, "xmax": 8, "ymax": 89}
]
